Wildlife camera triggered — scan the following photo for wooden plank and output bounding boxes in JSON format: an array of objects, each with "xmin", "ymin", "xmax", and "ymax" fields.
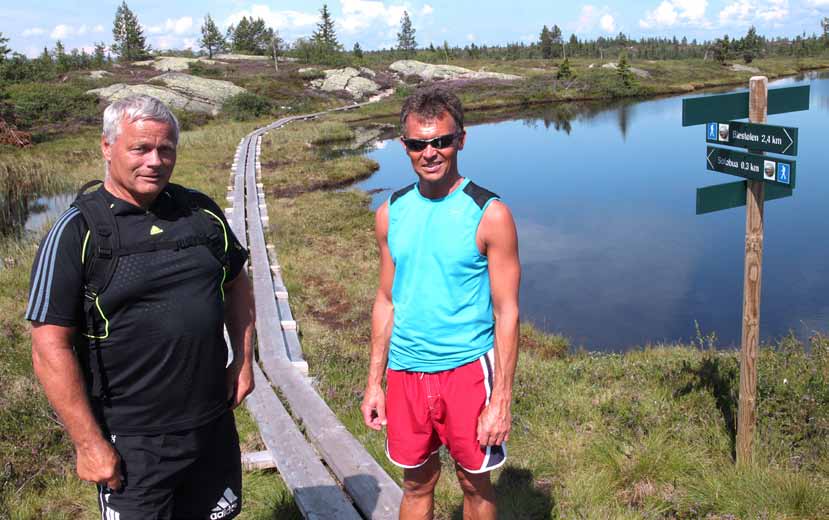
[
  {"xmin": 258, "ymin": 348, "xmax": 402, "ymax": 519},
  {"xmin": 682, "ymin": 85, "xmax": 810, "ymax": 126},
  {"xmin": 246, "ymin": 363, "xmax": 361, "ymax": 520},
  {"xmin": 241, "ymin": 450, "xmax": 276, "ymax": 471},
  {"xmin": 242, "ymin": 125, "xmax": 401, "ymax": 519}
]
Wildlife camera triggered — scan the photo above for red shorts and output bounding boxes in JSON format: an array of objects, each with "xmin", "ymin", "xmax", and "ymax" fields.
[{"xmin": 385, "ymin": 349, "xmax": 506, "ymax": 474}]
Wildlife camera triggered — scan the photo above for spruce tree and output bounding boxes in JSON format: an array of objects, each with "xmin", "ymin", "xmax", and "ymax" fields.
[
  {"xmin": 200, "ymin": 13, "xmax": 225, "ymax": 58},
  {"xmin": 312, "ymin": 4, "xmax": 341, "ymax": 56},
  {"xmin": 617, "ymin": 53, "xmax": 634, "ymax": 88},
  {"xmin": 550, "ymin": 24, "xmax": 562, "ymax": 57},
  {"xmin": 93, "ymin": 42, "xmax": 107, "ymax": 67},
  {"xmin": 353, "ymin": 42, "xmax": 364, "ymax": 59},
  {"xmin": 557, "ymin": 57, "xmax": 572, "ymax": 79},
  {"xmin": 112, "ymin": 1, "xmax": 148, "ymax": 62},
  {"xmin": 397, "ymin": 11, "xmax": 417, "ymax": 56}
]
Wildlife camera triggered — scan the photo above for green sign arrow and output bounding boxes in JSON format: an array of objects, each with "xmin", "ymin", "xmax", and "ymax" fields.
[
  {"xmin": 696, "ymin": 180, "xmax": 793, "ymax": 215},
  {"xmin": 706, "ymin": 146, "xmax": 796, "ymax": 187},
  {"xmin": 706, "ymin": 121, "xmax": 798, "ymax": 156},
  {"xmin": 682, "ymin": 85, "xmax": 810, "ymax": 126}
]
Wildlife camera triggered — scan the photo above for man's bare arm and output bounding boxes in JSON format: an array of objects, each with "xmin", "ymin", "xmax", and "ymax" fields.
[
  {"xmin": 476, "ymin": 201, "xmax": 520, "ymax": 447},
  {"xmin": 31, "ymin": 323, "xmax": 122, "ymax": 489},
  {"xmin": 224, "ymin": 270, "xmax": 256, "ymax": 409},
  {"xmin": 361, "ymin": 202, "xmax": 395, "ymax": 431}
]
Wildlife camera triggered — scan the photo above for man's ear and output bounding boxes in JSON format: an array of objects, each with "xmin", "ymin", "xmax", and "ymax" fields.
[
  {"xmin": 457, "ymin": 130, "xmax": 466, "ymax": 151},
  {"xmin": 101, "ymin": 133, "xmax": 112, "ymax": 162}
]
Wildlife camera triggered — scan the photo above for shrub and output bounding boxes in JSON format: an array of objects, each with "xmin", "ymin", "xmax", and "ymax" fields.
[
  {"xmin": 220, "ymin": 92, "xmax": 272, "ymax": 121},
  {"xmin": 172, "ymin": 110, "xmax": 212, "ymax": 132},
  {"xmin": 187, "ymin": 61, "xmax": 223, "ymax": 78},
  {"xmin": 5, "ymin": 82, "xmax": 98, "ymax": 130},
  {"xmin": 297, "ymin": 68, "xmax": 325, "ymax": 80}
]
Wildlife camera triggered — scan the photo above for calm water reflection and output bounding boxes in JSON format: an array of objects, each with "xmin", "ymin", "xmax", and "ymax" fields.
[{"xmin": 359, "ymin": 72, "xmax": 829, "ymax": 351}]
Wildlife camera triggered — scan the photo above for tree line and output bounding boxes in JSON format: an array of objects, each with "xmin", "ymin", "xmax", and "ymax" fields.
[{"xmin": 1, "ymin": 1, "xmax": 828, "ymax": 84}]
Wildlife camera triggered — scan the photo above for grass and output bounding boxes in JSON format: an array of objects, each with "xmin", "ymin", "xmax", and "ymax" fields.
[
  {"xmin": 3, "ymin": 54, "xmax": 829, "ymax": 518},
  {"xmin": 258, "ymin": 112, "xmax": 829, "ymax": 519}
]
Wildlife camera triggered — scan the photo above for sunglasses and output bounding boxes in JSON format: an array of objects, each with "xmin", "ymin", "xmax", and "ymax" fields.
[{"xmin": 401, "ymin": 132, "xmax": 461, "ymax": 152}]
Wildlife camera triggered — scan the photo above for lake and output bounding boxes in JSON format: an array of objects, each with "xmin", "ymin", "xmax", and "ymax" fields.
[{"xmin": 357, "ymin": 72, "xmax": 829, "ymax": 351}]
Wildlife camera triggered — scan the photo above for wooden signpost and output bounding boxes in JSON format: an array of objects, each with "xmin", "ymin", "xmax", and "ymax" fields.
[{"xmin": 682, "ymin": 78, "xmax": 809, "ymax": 466}]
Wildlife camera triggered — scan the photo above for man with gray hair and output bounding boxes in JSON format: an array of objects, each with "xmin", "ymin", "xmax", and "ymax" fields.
[{"xmin": 26, "ymin": 95, "xmax": 254, "ymax": 519}]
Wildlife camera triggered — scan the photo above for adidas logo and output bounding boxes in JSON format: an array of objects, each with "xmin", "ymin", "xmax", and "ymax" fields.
[
  {"xmin": 209, "ymin": 487, "xmax": 239, "ymax": 519},
  {"xmin": 150, "ymin": 225, "xmax": 164, "ymax": 236}
]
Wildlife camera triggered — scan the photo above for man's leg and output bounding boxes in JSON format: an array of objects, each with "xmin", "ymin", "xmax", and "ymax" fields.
[
  {"xmin": 400, "ymin": 452, "xmax": 441, "ymax": 520},
  {"xmin": 455, "ymin": 465, "xmax": 496, "ymax": 520}
]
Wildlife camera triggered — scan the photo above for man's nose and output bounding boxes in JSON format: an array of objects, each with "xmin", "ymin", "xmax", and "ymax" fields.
[
  {"xmin": 145, "ymin": 149, "xmax": 162, "ymax": 166},
  {"xmin": 422, "ymin": 143, "xmax": 438, "ymax": 158}
]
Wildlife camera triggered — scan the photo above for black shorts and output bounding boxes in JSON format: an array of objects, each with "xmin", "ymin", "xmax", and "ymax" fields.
[{"xmin": 97, "ymin": 411, "xmax": 242, "ymax": 520}]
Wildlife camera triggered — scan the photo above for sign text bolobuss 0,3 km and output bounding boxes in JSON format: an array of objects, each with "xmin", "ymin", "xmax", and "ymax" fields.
[{"xmin": 681, "ymin": 78, "xmax": 809, "ymax": 467}]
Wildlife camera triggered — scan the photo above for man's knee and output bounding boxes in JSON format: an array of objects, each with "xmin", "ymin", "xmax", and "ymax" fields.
[
  {"xmin": 455, "ymin": 466, "xmax": 493, "ymax": 497},
  {"xmin": 403, "ymin": 455, "xmax": 441, "ymax": 497}
]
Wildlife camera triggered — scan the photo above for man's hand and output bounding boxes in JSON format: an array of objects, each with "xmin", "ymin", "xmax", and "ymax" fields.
[
  {"xmin": 226, "ymin": 360, "xmax": 254, "ymax": 409},
  {"xmin": 361, "ymin": 384, "xmax": 387, "ymax": 431},
  {"xmin": 477, "ymin": 398, "xmax": 511, "ymax": 447},
  {"xmin": 76, "ymin": 437, "xmax": 123, "ymax": 491}
]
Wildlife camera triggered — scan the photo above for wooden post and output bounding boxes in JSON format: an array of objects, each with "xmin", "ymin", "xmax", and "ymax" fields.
[{"xmin": 736, "ymin": 76, "xmax": 767, "ymax": 466}]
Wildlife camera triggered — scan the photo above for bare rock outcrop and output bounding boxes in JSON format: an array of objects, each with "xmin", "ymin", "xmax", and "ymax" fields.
[
  {"xmin": 388, "ymin": 60, "xmax": 521, "ymax": 81},
  {"xmin": 310, "ymin": 67, "xmax": 383, "ymax": 99},
  {"xmin": 133, "ymin": 57, "xmax": 222, "ymax": 72},
  {"xmin": 86, "ymin": 73, "xmax": 247, "ymax": 115},
  {"xmin": 601, "ymin": 62, "xmax": 651, "ymax": 78},
  {"xmin": 730, "ymin": 63, "xmax": 761, "ymax": 73}
]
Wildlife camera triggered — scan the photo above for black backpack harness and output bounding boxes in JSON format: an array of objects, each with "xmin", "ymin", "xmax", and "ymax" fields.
[{"xmin": 72, "ymin": 180, "xmax": 230, "ymax": 341}]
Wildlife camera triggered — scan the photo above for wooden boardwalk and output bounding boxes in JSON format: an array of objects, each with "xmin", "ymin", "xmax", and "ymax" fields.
[{"xmin": 227, "ymin": 109, "xmax": 402, "ymax": 519}]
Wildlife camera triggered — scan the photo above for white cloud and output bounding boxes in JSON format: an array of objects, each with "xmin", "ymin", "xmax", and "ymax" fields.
[
  {"xmin": 148, "ymin": 17, "xmax": 194, "ymax": 35},
  {"xmin": 421, "ymin": 4, "xmax": 433, "ymax": 15},
  {"xmin": 93, "ymin": 24, "xmax": 104, "ymax": 33},
  {"xmin": 339, "ymin": 0, "xmax": 407, "ymax": 33},
  {"xmin": 225, "ymin": 5, "xmax": 319, "ymax": 32},
  {"xmin": 22, "ymin": 27, "xmax": 45, "ymax": 37},
  {"xmin": 77, "ymin": 25, "xmax": 88, "ymax": 35},
  {"xmin": 600, "ymin": 14, "xmax": 616, "ymax": 32},
  {"xmin": 806, "ymin": 0, "xmax": 829, "ymax": 6},
  {"xmin": 575, "ymin": 5, "xmax": 618, "ymax": 33},
  {"xmin": 467, "ymin": 33, "xmax": 477, "ymax": 41},
  {"xmin": 639, "ymin": 0, "xmax": 708, "ymax": 28},
  {"xmin": 50, "ymin": 24, "xmax": 72, "ymax": 39},
  {"xmin": 718, "ymin": 0, "xmax": 788, "ymax": 26}
]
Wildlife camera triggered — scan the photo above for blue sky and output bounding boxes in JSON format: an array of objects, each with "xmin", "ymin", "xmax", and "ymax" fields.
[{"xmin": 3, "ymin": 0, "xmax": 829, "ymax": 57}]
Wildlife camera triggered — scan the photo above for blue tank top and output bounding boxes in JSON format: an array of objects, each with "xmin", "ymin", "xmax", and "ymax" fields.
[{"xmin": 387, "ymin": 177, "xmax": 499, "ymax": 372}]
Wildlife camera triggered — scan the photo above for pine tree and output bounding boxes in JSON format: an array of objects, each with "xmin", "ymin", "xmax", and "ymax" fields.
[
  {"xmin": 550, "ymin": 24, "xmax": 562, "ymax": 57},
  {"xmin": 93, "ymin": 42, "xmax": 107, "ymax": 67},
  {"xmin": 0, "ymin": 32, "xmax": 10, "ymax": 62},
  {"xmin": 200, "ymin": 13, "xmax": 225, "ymax": 58},
  {"xmin": 312, "ymin": 4, "xmax": 341, "ymax": 55},
  {"xmin": 396, "ymin": 11, "xmax": 417, "ymax": 56},
  {"xmin": 112, "ymin": 1, "xmax": 148, "ymax": 62},
  {"xmin": 227, "ymin": 16, "xmax": 273, "ymax": 55},
  {"xmin": 539, "ymin": 25, "xmax": 553, "ymax": 59},
  {"xmin": 714, "ymin": 35, "xmax": 730, "ymax": 65},
  {"xmin": 822, "ymin": 17, "xmax": 829, "ymax": 45},
  {"xmin": 353, "ymin": 42, "xmax": 364, "ymax": 59},
  {"xmin": 54, "ymin": 40, "xmax": 71, "ymax": 73},
  {"xmin": 741, "ymin": 26, "xmax": 761, "ymax": 63}
]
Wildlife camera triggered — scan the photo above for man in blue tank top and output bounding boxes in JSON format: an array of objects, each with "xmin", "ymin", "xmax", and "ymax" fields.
[{"xmin": 361, "ymin": 86, "xmax": 520, "ymax": 519}]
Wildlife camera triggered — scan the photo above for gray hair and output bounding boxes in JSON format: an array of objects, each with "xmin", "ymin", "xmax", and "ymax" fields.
[{"xmin": 102, "ymin": 95, "xmax": 180, "ymax": 145}]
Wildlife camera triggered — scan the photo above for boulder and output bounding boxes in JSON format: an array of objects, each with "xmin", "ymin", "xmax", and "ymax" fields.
[
  {"xmin": 388, "ymin": 60, "xmax": 521, "ymax": 81},
  {"xmin": 310, "ymin": 67, "xmax": 382, "ymax": 99},
  {"xmin": 601, "ymin": 62, "xmax": 651, "ymax": 78},
  {"xmin": 88, "ymin": 70, "xmax": 112, "ymax": 79},
  {"xmin": 86, "ymin": 73, "xmax": 248, "ymax": 115},
  {"xmin": 133, "ymin": 57, "xmax": 222, "ymax": 72}
]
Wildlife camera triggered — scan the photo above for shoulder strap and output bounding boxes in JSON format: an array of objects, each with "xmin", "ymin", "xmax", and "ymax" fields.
[
  {"xmin": 168, "ymin": 184, "xmax": 229, "ymax": 268},
  {"xmin": 72, "ymin": 185, "xmax": 120, "ymax": 303}
]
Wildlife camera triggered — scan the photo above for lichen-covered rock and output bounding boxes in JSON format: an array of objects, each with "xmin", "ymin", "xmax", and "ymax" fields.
[
  {"xmin": 88, "ymin": 70, "xmax": 112, "ymax": 79},
  {"xmin": 86, "ymin": 73, "xmax": 248, "ymax": 115},
  {"xmin": 213, "ymin": 53, "xmax": 270, "ymax": 61},
  {"xmin": 601, "ymin": 62, "xmax": 651, "ymax": 78},
  {"xmin": 133, "ymin": 57, "xmax": 222, "ymax": 72},
  {"xmin": 388, "ymin": 60, "xmax": 521, "ymax": 81},
  {"xmin": 309, "ymin": 67, "xmax": 382, "ymax": 98}
]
